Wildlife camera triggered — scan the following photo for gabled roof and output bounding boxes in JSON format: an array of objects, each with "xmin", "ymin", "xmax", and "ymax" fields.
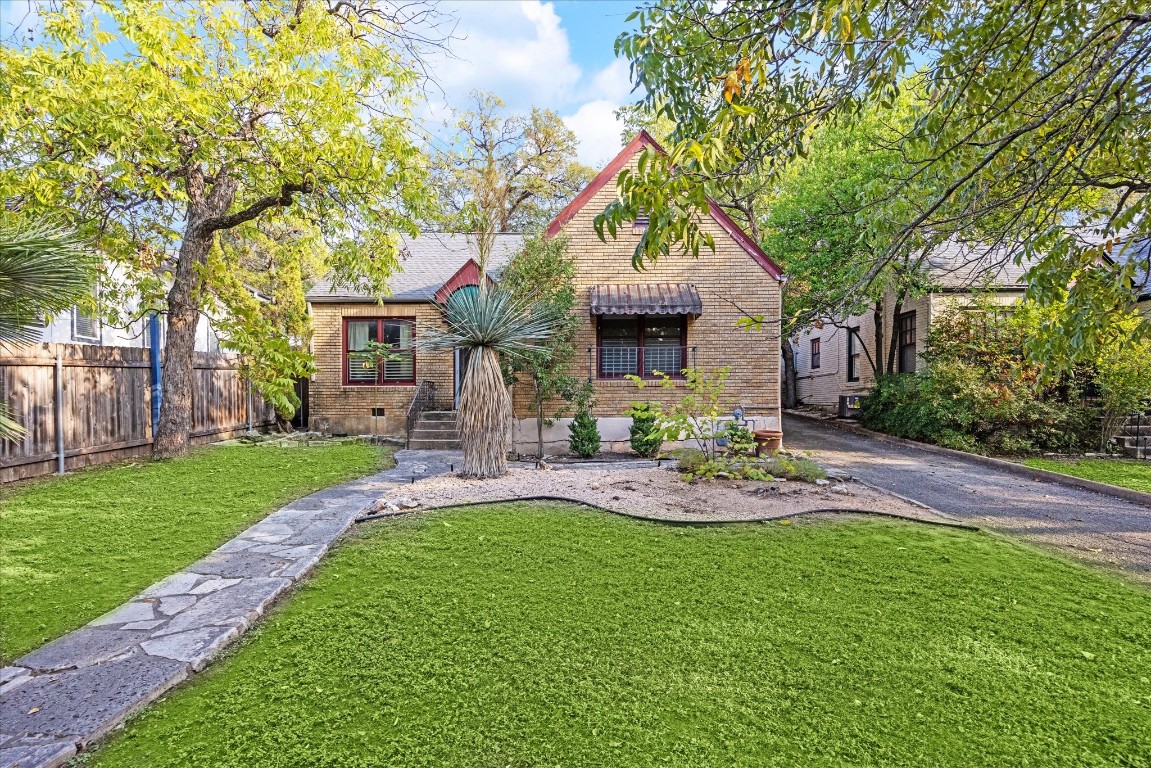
[
  {"xmin": 306, "ymin": 233, "xmax": 522, "ymax": 302},
  {"xmin": 923, "ymin": 239, "xmax": 1041, "ymax": 291},
  {"xmin": 545, "ymin": 130, "xmax": 784, "ymax": 280},
  {"xmin": 433, "ymin": 258, "xmax": 493, "ymax": 304},
  {"xmin": 1113, "ymin": 236, "xmax": 1151, "ymax": 301}
]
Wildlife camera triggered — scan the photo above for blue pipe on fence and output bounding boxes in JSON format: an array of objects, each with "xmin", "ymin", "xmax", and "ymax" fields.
[{"xmin": 149, "ymin": 311, "xmax": 162, "ymax": 438}]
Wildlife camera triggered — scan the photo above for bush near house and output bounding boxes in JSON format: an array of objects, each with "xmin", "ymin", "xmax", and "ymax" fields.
[{"xmin": 859, "ymin": 298, "xmax": 1146, "ymax": 456}]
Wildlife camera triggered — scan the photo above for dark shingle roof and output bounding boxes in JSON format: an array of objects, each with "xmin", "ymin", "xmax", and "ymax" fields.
[
  {"xmin": 1113, "ymin": 237, "xmax": 1151, "ymax": 300},
  {"xmin": 922, "ymin": 239, "xmax": 1040, "ymax": 290},
  {"xmin": 306, "ymin": 233, "xmax": 524, "ymax": 302}
]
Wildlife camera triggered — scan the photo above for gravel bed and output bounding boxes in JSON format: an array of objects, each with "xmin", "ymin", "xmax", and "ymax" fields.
[{"xmin": 361, "ymin": 463, "xmax": 965, "ymax": 526}]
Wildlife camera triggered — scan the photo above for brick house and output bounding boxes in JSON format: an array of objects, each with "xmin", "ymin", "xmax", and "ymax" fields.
[
  {"xmin": 305, "ymin": 132, "xmax": 785, "ymax": 452},
  {"xmin": 794, "ymin": 242, "xmax": 1039, "ymax": 413}
]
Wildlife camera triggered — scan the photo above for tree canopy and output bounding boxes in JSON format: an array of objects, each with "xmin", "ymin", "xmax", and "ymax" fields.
[
  {"xmin": 601, "ymin": 1, "xmax": 1151, "ymax": 360},
  {"xmin": 0, "ymin": 0, "xmax": 439, "ymax": 455},
  {"xmin": 432, "ymin": 91, "xmax": 595, "ymax": 235}
]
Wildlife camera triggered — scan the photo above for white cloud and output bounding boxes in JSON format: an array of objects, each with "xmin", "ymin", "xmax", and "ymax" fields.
[
  {"xmin": 563, "ymin": 100, "xmax": 625, "ymax": 167},
  {"xmin": 430, "ymin": 0, "xmax": 583, "ymax": 112},
  {"xmin": 424, "ymin": 1, "xmax": 638, "ymax": 169}
]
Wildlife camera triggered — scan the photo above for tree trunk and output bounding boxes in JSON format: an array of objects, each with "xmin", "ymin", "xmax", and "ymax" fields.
[
  {"xmin": 152, "ymin": 229, "xmax": 213, "ymax": 458},
  {"xmin": 886, "ymin": 294, "xmax": 905, "ymax": 374},
  {"xmin": 458, "ymin": 347, "xmax": 511, "ymax": 478},
  {"xmin": 154, "ymin": 175, "xmax": 238, "ymax": 458},
  {"xmin": 781, "ymin": 339, "xmax": 798, "ymax": 408},
  {"xmin": 872, "ymin": 299, "xmax": 883, "ymax": 375}
]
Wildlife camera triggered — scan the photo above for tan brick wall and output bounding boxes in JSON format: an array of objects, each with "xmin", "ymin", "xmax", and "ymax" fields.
[
  {"xmin": 515, "ymin": 154, "xmax": 783, "ymax": 427},
  {"xmin": 794, "ymin": 290, "xmax": 1023, "ymax": 409},
  {"xmin": 307, "ymin": 302, "xmax": 455, "ymax": 435},
  {"xmin": 308, "ymin": 154, "xmax": 783, "ymax": 438}
]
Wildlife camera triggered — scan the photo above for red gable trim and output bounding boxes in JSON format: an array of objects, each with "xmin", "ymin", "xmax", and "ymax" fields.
[
  {"xmin": 545, "ymin": 130, "xmax": 784, "ymax": 281},
  {"xmin": 434, "ymin": 258, "xmax": 492, "ymax": 304}
]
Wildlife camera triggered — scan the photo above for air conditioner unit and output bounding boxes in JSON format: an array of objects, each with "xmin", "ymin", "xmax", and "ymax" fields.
[{"xmin": 838, "ymin": 394, "xmax": 864, "ymax": 419}]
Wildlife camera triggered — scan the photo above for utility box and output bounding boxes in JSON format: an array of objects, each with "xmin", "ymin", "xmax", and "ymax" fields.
[{"xmin": 838, "ymin": 394, "xmax": 864, "ymax": 419}]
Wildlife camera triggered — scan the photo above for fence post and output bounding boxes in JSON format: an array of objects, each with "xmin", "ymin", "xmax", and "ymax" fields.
[
  {"xmin": 246, "ymin": 379, "xmax": 253, "ymax": 432},
  {"xmin": 54, "ymin": 350, "xmax": 65, "ymax": 475}
]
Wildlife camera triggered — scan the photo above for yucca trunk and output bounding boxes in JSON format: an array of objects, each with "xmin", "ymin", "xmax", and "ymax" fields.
[{"xmin": 458, "ymin": 345, "xmax": 512, "ymax": 478}]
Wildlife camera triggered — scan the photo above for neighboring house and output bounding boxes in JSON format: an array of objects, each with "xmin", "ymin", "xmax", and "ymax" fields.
[
  {"xmin": 305, "ymin": 131, "xmax": 786, "ymax": 451},
  {"xmin": 34, "ymin": 303, "xmax": 223, "ymax": 352},
  {"xmin": 1113, "ymin": 236, "xmax": 1151, "ymax": 318},
  {"xmin": 794, "ymin": 241, "xmax": 1038, "ymax": 412}
]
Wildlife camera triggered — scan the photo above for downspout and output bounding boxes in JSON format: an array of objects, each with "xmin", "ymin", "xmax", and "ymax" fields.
[{"xmin": 149, "ymin": 311, "xmax": 162, "ymax": 440}]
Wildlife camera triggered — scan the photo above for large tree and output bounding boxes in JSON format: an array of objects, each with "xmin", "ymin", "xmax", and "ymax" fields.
[
  {"xmin": 0, "ymin": 0, "xmax": 440, "ymax": 457},
  {"xmin": 432, "ymin": 91, "xmax": 595, "ymax": 235},
  {"xmin": 600, "ymin": 1, "xmax": 1151, "ymax": 363}
]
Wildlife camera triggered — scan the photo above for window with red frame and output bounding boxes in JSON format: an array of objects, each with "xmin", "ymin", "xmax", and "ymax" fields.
[{"xmin": 345, "ymin": 318, "xmax": 415, "ymax": 385}]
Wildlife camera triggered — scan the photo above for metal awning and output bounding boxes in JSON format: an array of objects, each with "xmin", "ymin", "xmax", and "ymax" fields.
[{"xmin": 589, "ymin": 283, "xmax": 703, "ymax": 316}]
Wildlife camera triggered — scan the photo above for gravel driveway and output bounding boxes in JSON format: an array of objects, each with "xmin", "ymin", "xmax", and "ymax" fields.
[{"xmin": 784, "ymin": 414, "xmax": 1151, "ymax": 584}]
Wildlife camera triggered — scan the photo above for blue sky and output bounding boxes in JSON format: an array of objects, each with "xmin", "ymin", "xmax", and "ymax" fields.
[{"xmin": 428, "ymin": 0, "xmax": 642, "ymax": 166}]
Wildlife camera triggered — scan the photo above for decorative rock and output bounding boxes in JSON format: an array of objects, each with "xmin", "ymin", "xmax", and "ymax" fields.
[
  {"xmin": 815, "ymin": 479, "xmax": 830, "ymax": 486},
  {"xmin": 830, "ymin": 484, "xmax": 852, "ymax": 495},
  {"xmin": 397, "ymin": 499, "xmax": 420, "ymax": 509}
]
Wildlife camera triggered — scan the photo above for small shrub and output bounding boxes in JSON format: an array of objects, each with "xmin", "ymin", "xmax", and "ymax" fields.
[
  {"xmin": 676, "ymin": 448, "xmax": 707, "ymax": 473},
  {"xmin": 720, "ymin": 422, "xmax": 757, "ymax": 456},
  {"xmin": 626, "ymin": 402, "xmax": 663, "ymax": 457},
  {"xmin": 568, "ymin": 409, "xmax": 601, "ymax": 458}
]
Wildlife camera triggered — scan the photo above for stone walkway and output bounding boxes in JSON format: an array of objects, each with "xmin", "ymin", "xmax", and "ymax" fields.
[
  {"xmin": 0, "ymin": 449, "xmax": 958, "ymax": 768},
  {"xmin": 0, "ymin": 452, "xmax": 455, "ymax": 768}
]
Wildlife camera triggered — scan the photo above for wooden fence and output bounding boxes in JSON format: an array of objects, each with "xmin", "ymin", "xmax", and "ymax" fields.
[{"xmin": 1, "ymin": 343, "xmax": 274, "ymax": 483}]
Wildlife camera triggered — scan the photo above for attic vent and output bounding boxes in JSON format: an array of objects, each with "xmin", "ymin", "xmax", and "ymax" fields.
[{"xmin": 633, "ymin": 206, "xmax": 650, "ymax": 230}]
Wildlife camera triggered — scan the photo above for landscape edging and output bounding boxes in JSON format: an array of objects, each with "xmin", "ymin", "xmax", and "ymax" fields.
[{"xmin": 785, "ymin": 410, "xmax": 1151, "ymax": 509}]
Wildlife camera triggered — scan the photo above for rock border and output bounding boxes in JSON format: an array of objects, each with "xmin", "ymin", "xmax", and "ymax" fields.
[{"xmin": 786, "ymin": 410, "xmax": 1151, "ymax": 509}]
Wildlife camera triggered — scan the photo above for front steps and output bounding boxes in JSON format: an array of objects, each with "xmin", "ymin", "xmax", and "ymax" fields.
[
  {"xmin": 1117, "ymin": 414, "xmax": 1151, "ymax": 459},
  {"xmin": 409, "ymin": 411, "xmax": 460, "ymax": 450}
]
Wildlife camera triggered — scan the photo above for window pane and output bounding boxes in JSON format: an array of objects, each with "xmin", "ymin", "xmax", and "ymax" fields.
[
  {"xmin": 347, "ymin": 352, "xmax": 378, "ymax": 382},
  {"xmin": 600, "ymin": 317, "xmax": 639, "ymax": 346},
  {"xmin": 383, "ymin": 351, "xmax": 414, "ymax": 381},
  {"xmin": 383, "ymin": 320, "xmax": 413, "ymax": 349},
  {"xmin": 644, "ymin": 315, "xmax": 681, "ymax": 346},
  {"xmin": 347, "ymin": 320, "xmax": 378, "ymax": 351}
]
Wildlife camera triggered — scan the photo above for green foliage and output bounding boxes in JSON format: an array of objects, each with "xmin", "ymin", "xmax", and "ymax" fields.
[
  {"xmin": 675, "ymin": 447, "xmax": 707, "ymax": 473},
  {"xmin": 89, "ymin": 504, "xmax": 1151, "ymax": 767},
  {"xmin": 604, "ymin": 1, "xmax": 1151, "ymax": 357},
  {"xmin": 568, "ymin": 409, "xmax": 602, "ymax": 459},
  {"xmin": 860, "ymin": 301, "xmax": 1097, "ymax": 455},
  {"xmin": 501, "ymin": 234, "xmax": 583, "ymax": 456},
  {"xmin": 0, "ymin": 442, "xmax": 391, "ymax": 662},
  {"xmin": 1091, "ymin": 313, "xmax": 1151, "ymax": 447},
  {"xmin": 0, "ymin": 0, "xmax": 436, "ymax": 451},
  {"xmin": 631, "ymin": 367, "xmax": 732, "ymax": 460},
  {"xmin": 626, "ymin": 402, "xmax": 663, "ymax": 458},
  {"xmin": 680, "ymin": 452, "xmax": 826, "ymax": 484},
  {"xmin": 432, "ymin": 91, "xmax": 595, "ymax": 234},
  {"xmin": 0, "ymin": 218, "xmax": 98, "ymax": 439},
  {"xmin": 718, "ymin": 422, "xmax": 756, "ymax": 457}
]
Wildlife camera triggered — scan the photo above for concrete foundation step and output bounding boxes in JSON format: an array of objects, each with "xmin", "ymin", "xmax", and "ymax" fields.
[{"xmin": 410, "ymin": 411, "xmax": 460, "ymax": 449}]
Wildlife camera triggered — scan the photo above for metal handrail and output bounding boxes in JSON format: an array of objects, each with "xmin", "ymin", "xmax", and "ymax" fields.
[{"xmin": 405, "ymin": 380, "xmax": 436, "ymax": 449}]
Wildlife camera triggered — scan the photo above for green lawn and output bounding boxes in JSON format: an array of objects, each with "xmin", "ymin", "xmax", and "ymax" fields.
[
  {"xmin": 93, "ymin": 504, "xmax": 1150, "ymax": 768},
  {"xmin": 0, "ymin": 442, "xmax": 390, "ymax": 662},
  {"xmin": 1024, "ymin": 457, "xmax": 1151, "ymax": 494}
]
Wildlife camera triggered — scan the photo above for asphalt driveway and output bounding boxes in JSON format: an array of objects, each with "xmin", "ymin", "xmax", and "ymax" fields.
[{"xmin": 784, "ymin": 414, "xmax": 1151, "ymax": 585}]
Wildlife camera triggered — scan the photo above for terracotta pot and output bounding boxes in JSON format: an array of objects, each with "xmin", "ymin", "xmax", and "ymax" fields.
[{"xmin": 753, "ymin": 429, "xmax": 784, "ymax": 456}]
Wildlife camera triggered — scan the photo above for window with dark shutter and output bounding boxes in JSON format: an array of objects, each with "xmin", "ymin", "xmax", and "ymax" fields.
[
  {"xmin": 847, "ymin": 327, "xmax": 860, "ymax": 381},
  {"xmin": 897, "ymin": 311, "xmax": 917, "ymax": 373},
  {"xmin": 810, "ymin": 337, "xmax": 821, "ymax": 369}
]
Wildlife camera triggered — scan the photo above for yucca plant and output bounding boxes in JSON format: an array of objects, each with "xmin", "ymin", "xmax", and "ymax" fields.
[
  {"xmin": 421, "ymin": 286, "xmax": 565, "ymax": 478},
  {"xmin": 0, "ymin": 219, "xmax": 97, "ymax": 439}
]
